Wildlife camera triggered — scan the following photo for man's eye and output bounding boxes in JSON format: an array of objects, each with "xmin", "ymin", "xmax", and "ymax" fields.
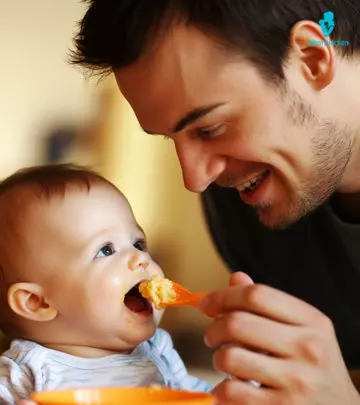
[
  {"xmin": 196, "ymin": 124, "xmax": 225, "ymax": 139},
  {"xmin": 96, "ymin": 243, "xmax": 116, "ymax": 258},
  {"xmin": 133, "ymin": 239, "xmax": 146, "ymax": 252}
]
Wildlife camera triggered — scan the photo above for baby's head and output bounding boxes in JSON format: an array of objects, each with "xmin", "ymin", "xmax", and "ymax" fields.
[{"xmin": 0, "ymin": 164, "xmax": 164, "ymax": 355}]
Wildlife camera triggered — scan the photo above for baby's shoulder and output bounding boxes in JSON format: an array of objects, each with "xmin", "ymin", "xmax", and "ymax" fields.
[
  {"xmin": 2, "ymin": 339, "xmax": 47, "ymax": 369},
  {"xmin": 0, "ymin": 340, "xmax": 45, "ymax": 399}
]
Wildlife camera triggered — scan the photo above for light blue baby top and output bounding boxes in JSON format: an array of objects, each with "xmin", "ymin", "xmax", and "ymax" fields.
[{"xmin": 0, "ymin": 328, "xmax": 211, "ymax": 404}]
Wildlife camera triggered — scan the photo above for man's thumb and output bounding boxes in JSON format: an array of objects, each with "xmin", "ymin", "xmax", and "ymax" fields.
[{"xmin": 229, "ymin": 272, "xmax": 254, "ymax": 287}]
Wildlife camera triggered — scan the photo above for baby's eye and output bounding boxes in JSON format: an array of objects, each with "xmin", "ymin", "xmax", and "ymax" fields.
[
  {"xmin": 96, "ymin": 243, "xmax": 116, "ymax": 258},
  {"xmin": 133, "ymin": 239, "xmax": 146, "ymax": 252}
]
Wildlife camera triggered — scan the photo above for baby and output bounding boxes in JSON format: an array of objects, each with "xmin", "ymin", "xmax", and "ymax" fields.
[{"xmin": 0, "ymin": 164, "xmax": 211, "ymax": 404}]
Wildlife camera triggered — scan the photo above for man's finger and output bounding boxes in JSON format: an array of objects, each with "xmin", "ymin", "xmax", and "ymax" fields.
[
  {"xmin": 198, "ymin": 273, "xmax": 253, "ymax": 309},
  {"xmin": 229, "ymin": 272, "xmax": 254, "ymax": 287},
  {"xmin": 213, "ymin": 377, "xmax": 275, "ymax": 405},
  {"xmin": 213, "ymin": 345, "xmax": 287, "ymax": 388},
  {"xmin": 199, "ymin": 283, "xmax": 323, "ymax": 326},
  {"xmin": 204, "ymin": 311, "xmax": 296, "ymax": 357}
]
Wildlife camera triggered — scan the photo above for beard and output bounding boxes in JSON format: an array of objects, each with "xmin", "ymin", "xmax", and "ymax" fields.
[{"xmin": 256, "ymin": 85, "xmax": 355, "ymax": 230}]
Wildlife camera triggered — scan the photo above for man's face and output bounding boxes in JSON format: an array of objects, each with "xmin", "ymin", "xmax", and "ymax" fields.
[{"xmin": 115, "ymin": 25, "xmax": 353, "ymax": 229}]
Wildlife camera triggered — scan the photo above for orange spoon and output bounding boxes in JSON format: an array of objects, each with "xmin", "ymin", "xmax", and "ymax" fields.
[
  {"xmin": 162, "ymin": 282, "xmax": 207, "ymax": 308},
  {"xmin": 139, "ymin": 277, "xmax": 208, "ymax": 309}
]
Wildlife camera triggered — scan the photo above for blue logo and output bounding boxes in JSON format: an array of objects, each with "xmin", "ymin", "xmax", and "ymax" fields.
[
  {"xmin": 319, "ymin": 11, "xmax": 335, "ymax": 37},
  {"xmin": 308, "ymin": 10, "xmax": 349, "ymax": 47}
]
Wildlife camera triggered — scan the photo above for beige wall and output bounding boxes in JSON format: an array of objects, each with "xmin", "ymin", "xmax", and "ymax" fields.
[{"xmin": 0, "ymin": 1, "xmax": 93, "ymax": 176}]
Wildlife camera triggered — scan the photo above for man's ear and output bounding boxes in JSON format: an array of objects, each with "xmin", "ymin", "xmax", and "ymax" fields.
[
  {"xmin": 7, "ymin": 283, "xmax": 58, "ymax": 322},
  {"xmin": 289, "ymin": 20, "xmax": 336, "ymax": 90}
]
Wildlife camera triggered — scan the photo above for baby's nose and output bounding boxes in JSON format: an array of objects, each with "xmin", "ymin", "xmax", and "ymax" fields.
[{"xmin": 128, "ymin": 254, "xmax": 149, "ymax": 271}]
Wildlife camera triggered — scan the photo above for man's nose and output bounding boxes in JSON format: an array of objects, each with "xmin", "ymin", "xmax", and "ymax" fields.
[
  {"xmin": 128, "ymin": 251, "xmax": 149, "ymax": 271},
  {"xmin": 175, "ymin": 140, "xmax": 225, "ymax": 192}
]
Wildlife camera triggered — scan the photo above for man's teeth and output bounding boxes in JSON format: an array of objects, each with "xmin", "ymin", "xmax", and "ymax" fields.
[{"xmin": 238, "ymin": 172, "xmax": 267, "ymax": 192}]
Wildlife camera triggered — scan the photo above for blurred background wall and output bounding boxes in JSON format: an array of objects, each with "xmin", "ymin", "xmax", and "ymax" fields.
[{"xmin": 0, "ymin": 1, "xmax": 230, "ymax": 381}]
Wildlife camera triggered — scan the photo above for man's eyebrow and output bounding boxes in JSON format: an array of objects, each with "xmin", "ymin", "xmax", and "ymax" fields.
[
  {"xmin": 141, "ymin": 102, "xmax": 226, "ymax": 135},
  {"xmin": 171, "ymin": 103, "xmax": 226, "ymax": 133}
]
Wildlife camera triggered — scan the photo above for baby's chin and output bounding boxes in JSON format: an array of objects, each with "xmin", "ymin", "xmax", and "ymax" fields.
[
  {"xmin": 117, "ymin": 324, "xmax": 158, "ymax": 351},
  {"xmin": 120, "ymin": 309, "xmax": 158, "ymax": 334},
  {"xmin": 88, "ymin": 324, "xmax": 158, "ymax": 354}
]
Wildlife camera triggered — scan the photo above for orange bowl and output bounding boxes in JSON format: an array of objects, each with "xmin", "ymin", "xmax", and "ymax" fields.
[{"xmin": 30, "ymin": 386, "xmax": 215, "ymax": 405}]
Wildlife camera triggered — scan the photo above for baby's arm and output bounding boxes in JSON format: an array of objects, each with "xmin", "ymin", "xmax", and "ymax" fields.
[
  {"xmin": 0, "ymin": 355, "xmax": 35, "ymax": 404},
  {"xmin": 151, "ymin": 328, "xmax": 212, "ymax": 392}
]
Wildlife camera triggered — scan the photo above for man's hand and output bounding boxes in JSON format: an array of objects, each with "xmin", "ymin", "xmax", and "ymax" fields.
[
  {"xmin": 18, "ymin": 401, "xmax": 36, "ymax": 405},
  {"xmin": 200, "ymin": 273, "xmax": 360, "ymax": 405}
]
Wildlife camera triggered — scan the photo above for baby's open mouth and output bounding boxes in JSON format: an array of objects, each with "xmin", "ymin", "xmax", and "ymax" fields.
[{"xmin": 124, "ymin": 282, "xmax": 153, "ymax": 315}]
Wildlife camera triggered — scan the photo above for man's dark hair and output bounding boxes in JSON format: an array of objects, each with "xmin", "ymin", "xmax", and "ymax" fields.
[{"xmin": 71, "ymin": 0, "xmax": 360, "ymax": 81}]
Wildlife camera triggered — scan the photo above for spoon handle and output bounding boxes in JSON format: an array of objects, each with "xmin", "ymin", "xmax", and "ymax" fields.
[{"xmin": 188, "ymin": 292, "xmax": 208, "ymax": 307}]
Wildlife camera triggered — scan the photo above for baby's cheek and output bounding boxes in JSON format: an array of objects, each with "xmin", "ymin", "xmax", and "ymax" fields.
[
  {"xmin": 98, "ymin": 273, "xmax": 126, "ymax": 295},
  {"xmin": 124, "ymin": 312, "xmax": 136, "ymax": 325}
]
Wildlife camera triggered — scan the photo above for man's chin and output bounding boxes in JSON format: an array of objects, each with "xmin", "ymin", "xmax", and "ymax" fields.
[{"xmin": 255, "ymin": 205, "xmax": 300, "ymax": 230}]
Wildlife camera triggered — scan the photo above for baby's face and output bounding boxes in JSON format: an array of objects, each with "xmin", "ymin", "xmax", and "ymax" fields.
[{"xmin": 19, "ymin": 183, "xmax": 164, "ymax": 351}]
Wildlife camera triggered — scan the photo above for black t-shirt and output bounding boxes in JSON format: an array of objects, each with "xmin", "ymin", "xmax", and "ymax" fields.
[{"xmin": 201, "ymin": 184, "xmax": 360, "ymax": 369}]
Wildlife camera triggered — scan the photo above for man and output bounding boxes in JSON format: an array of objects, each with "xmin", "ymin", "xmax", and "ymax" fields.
[{"xmin": 24, "ymin": 1, "xmax": 360, "ymax": 404}]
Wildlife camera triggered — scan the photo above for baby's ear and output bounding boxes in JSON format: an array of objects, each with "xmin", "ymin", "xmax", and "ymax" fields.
[{"xmin": 7, "ymin": 283, "xmax": 58, "ymax": 322}]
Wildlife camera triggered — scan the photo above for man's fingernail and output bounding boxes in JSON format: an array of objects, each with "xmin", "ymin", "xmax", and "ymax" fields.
[{"xmin": 204, "ymin": 333, "xmax": 211, "ymax": 347}]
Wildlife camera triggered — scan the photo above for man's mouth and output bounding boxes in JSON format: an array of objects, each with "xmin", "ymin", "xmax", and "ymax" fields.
[
  {"xmin": 124, "ymin": 282, "xmax": 153, "ymax": 315},
  {"xmin": 236, "ymin": 170, "xmax": 270, "ymax": 193}
]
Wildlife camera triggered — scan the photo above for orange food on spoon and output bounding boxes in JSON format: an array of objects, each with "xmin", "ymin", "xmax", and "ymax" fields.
[{"xmin": 139, "ymin": 276, "xmax": 207, "ymax": 309}]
